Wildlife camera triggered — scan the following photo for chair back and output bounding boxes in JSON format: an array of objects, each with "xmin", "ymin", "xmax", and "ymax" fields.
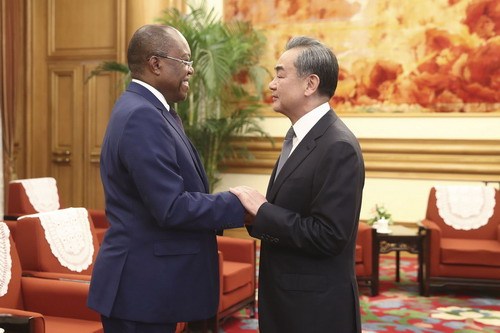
[
  {"xmin": 425, "ymin": 186, "xmax": 500, "ymax": 240},
  {"xmin": 0, "ymin": 222, "xmax": 24, "ymax": 309},
  {"xmin": 15, "ymin": 208, "xmax": 99, "ymax": 276},
  {"xmin": 7, "ymin": 177, "xmax": 61, "ymax": 216}
]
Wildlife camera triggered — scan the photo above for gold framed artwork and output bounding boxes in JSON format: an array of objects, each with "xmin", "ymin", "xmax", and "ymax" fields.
[{"xmin": 224, "ymin": 0, "xmax": 499, "ymax": 116}]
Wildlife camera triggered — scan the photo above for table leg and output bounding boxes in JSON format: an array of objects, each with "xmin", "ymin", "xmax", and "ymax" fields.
[
  {"xmin": 395, "ymin": 250, "xmax": 400, "ymax": 282},
  {"xmin": 418, "ymin": 233, "xmax": 424, "ymax": 295}
]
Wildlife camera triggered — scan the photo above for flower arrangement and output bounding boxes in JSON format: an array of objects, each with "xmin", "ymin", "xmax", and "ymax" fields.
[{"xmin": 367, "ymin": 204, "xmax": 393, "ymax": 225}]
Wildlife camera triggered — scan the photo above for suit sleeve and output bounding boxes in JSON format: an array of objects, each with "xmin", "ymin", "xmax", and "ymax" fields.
[
  {"xmin": 251, "ymin": 140, "xmax": 364, "ymax": 257},
  {"xmin": 118, "ymin": 106, "xmax": 245, "ymax": 231}
]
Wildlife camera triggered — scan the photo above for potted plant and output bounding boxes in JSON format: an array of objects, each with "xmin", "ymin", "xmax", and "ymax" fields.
[
  {"xmin": 88, "ymin": 2, "xmax": 271, "ymax": 192},
  {"xmin": 367, "ymin": 204, "xmax": 393, "ymax": 226}
]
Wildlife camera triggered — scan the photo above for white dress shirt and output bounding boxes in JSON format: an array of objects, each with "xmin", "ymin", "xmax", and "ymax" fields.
[
  {"xmin": 132, "ymin": 79, "xmax": 172, "ymax": 112},
  {"xmin": 289, "ymin": 102, "xmax": 331, "ymax": 154}
]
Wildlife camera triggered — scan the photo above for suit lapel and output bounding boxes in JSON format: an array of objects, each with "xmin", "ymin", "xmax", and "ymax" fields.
[
  {"xmin": 158, "ymin": 108, "xmax": 210, "ymax": 192},
  {"xmin": 267, "ymin": 110, "xmax": 338, "ymax": 201},
  {"xmin": 127, "ymin": 82, "xmax": 210, "ymax": 192}
]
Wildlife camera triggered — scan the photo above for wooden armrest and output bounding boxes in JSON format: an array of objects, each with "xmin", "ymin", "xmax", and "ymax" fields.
[
  {"xmin": 0, "ymin": 310, "xmax": 43, "ymax": 333},
  {"xmin": 0, "ymin": 314, "xmax": 32, "ymax": 333},
  {"xmin": 421, "ymin": 219, "xmax": 441, "ymax": 235},
  {"xmin": 3, "ymin": 215, "xmax": 20, "ymax": 221},
  {"xmin": 22, "ymin": 271, "xmax": 91, "ymax": 282},
  {"xmin": 421, "ymin": 219, "xmax": 442, "ymax": 249}
]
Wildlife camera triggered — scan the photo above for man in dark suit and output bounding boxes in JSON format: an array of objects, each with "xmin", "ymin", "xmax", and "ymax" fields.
[
  {"xmin": 87, "ymin": 25, "xmax": 245, "ymax": 333},
  {"xmin": 230, "ymin": 36, "xmax": 365, "ymax": 332}
]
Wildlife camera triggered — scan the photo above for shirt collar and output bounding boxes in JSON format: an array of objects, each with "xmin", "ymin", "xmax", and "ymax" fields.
[
  {"xmin": 292, "ymin": 102, "xmax": 330, "ymax": 143},
  {"xmin": 132, "ymin": 79, "xmax": 171, "ymax": 111}
]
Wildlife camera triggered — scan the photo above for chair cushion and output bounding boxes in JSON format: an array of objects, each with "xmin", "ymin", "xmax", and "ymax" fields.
[
  {"xmin": 355, "ymin": 244, "xmax": 362, "ymax": 263},
  {"xmin": 44, "ymin": 316, "xmax": 102, "ymax": 333},
  {"xmin": 220, "ymin": 282, "xmax": 253, "ymax": 312},
  {"xmin": 441, "ymin": 238, "xmax": 500, "ymax": 267},
  {"xmin": 222, "ymin": 261, "xmax": 253, "ymax": 294}
]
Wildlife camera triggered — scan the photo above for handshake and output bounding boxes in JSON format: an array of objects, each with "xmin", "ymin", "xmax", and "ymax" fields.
[{"xmin": 229, "ymin": 186, "xmax": 267, "ymax": 225}]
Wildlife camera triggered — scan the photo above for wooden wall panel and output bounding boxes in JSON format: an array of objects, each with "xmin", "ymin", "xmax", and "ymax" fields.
[
  {"xmin": 28, "ymin": 0, "xmax": 125, "ymax": 209},
  {"xmin": 224, "ymin": 137, "xmax": 500, "ymax": 182},
  {"xmin": 84, "ymin": 63, "xmax": 117, "ymax": 209},
  {"xmin": 48, "ymin": 0, "xmax": 118, "ymax": 57},
  {"xmin": 49, "ymin": 64, "xmax": 84, "ymax": 206}
]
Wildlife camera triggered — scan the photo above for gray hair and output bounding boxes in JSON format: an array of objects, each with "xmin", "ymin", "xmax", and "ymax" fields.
[{"xmin": 285, "ymin": 36, "xmax": 339, "ymax": 98}]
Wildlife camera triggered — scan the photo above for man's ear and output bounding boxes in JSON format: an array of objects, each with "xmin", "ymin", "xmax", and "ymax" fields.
[
  {"xmin": 148, "ymin": 56, "xmax": 161, "ymax": 75},
  {"xmin": 305, "ymin": 74, "xmax": 320, "ymax": 96}
]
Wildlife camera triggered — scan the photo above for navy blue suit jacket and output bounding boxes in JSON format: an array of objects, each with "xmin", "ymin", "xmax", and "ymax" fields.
[{"xmin": 88, "ymin": 82, "xmax": 245, "ymax": 323}]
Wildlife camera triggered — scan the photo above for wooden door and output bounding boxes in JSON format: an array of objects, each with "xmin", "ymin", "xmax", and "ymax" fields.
[{"xmin": 29, "ymin": 0, "xmax": 125, "ymax": 209}]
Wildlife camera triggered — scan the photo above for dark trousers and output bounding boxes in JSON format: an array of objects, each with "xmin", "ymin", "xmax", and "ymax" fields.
[{"xmin": 101, "ymin": 315, "xmax": 176, "ymax": 333}]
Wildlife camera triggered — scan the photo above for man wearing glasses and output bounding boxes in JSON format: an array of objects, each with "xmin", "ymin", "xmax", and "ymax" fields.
[{"xmin": 88, "ymin": 25, "xmax": 246, "ymax": 333}]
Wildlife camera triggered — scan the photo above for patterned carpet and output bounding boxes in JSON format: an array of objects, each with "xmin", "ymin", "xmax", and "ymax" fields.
[{"xmin": 220, "ymin": 254, "xmax": 500, "ymax": 333}]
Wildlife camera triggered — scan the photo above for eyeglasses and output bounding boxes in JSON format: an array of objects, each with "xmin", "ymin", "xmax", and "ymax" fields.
[{"xmin": 150, "ymin": 54, "xmax": 193, "ymax": 67}]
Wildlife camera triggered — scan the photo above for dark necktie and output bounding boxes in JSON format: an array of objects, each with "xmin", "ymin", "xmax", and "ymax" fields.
[
  {"xmin": 169, "ymin": 108, "xmax": 184, "ymax": 130},
  {"xmin": 275, "ymin": 126, "xmax": 295, "ymax": 178}
]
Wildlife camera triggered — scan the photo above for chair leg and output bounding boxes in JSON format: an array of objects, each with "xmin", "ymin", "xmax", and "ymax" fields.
[
  {"xmin": 187, "ymin": 316, "xmax": 217, "ymax": 333},
  {"xmin": 249, "ymin": 300, "xmax": 256, "ymax": 318},
  {"xmin": 421, "ymin": 226, "xmax": 431, "ymax": 297},
  {"xmin": 211, "ymin": 315, "xmax": 218, "ymax": 333},
  {"xmin": 372, "ymin": 276, "xmax": 379, "ymax": 296}
]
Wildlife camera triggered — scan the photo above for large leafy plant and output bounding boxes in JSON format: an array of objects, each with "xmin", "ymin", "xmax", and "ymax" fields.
[
  {"xmin": 158, "ymin": 4, "xmax": 270, "ymax": 191},
  {"xmin": 90, "ymin": 3, "xmax": 271, "ymax": 192}
]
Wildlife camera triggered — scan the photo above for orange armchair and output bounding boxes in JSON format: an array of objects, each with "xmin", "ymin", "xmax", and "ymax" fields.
[
  {"xmin": 14, "ymin": 208, "xmax": 99, "ymax": 281},
  {"xmin": 12, "ymin": 209, "xmax": 188, "ymax": 332},
  {"xmin": 0, "ymin": 222, "xmax": 103, "ymax": 333},
  {"xmin": 421, "ymin": 186, "xmax": 500, "ymax": 296},
  {"xmin": 356, "ymin": 222, "xmax": 379, "ymax": 296},
  {"xmin": 6, "ymin": 178, "xmax": 109, "ymax": 243},
  {"xmin": 207, "ymin": 236, "xmax": 256, "ymax": 331}
]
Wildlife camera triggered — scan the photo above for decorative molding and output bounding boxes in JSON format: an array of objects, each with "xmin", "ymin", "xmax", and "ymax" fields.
[
  {"xmin": 84, "ymin": 64, "xmax": 116, "ymax": 162},
  {"xmin": 47, "ymin": 0, "xmax": 118, "ymax": 58},
  {"xmin": 259, "ymin": 104, "xmax": 500, "ymax": 118},
  {"xmin": 222, "ymin": 137, "xmax": 500, "ymax": 181}
]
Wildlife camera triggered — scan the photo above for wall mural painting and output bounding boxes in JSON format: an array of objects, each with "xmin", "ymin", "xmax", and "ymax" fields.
[{"xmin": 224, "ymin": 0, "xmax": 499, "ymax": 114}]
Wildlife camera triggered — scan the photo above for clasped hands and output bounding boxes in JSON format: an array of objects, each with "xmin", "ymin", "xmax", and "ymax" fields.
[{"xmin": 230, "ymin": 186, "xmax": 267, "ymax": 225}]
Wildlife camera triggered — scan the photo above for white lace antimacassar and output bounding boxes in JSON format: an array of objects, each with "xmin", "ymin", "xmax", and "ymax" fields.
[
  {"xmin": 435, "ymin": 185, "xmax": 496, "ymax": 230},
  {"xmin": 11, "ymin": 177, "xmax": 60, "ymax": 212},
  {"xmin": 19, "ymin": 208, "xmax": 94, "ymax": 272},
  {"xmin": 0, "ymin": 222, "xmax": 12, "ymax": 297}
]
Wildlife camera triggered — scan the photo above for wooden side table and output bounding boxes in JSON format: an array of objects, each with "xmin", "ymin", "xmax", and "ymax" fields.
[{"xmin": 375, "ymin": 224, "xmax": 426, "ymax": 295}]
